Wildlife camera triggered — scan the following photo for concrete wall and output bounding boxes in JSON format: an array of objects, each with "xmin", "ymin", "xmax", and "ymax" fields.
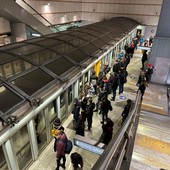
[
  {"xmin": 149, "ymin": 37, "xmax": 170, "ymax": 84},
  {"xmin": 16, "ymin": 0, "xmax": 163, "ymax": 26},
  {"xmin": 0, "ymin": 17, "xmax": 11, "ymax": 34}
]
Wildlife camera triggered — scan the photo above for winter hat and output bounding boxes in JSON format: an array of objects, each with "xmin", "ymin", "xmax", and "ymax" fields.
[{"xmin": 53, "ymin": 118, "xmax": 61, "ymax": 129}]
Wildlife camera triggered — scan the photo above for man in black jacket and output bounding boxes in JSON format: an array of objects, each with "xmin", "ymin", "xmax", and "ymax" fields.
[{"xmin": 121, "ymin": 99, "xmax": 132, "ymax": 124}]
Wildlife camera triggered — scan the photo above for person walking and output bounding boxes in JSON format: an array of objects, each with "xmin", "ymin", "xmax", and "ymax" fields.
[
  {"xmin": 141, "ymin": 50, "xmax": 147, "ymax": 70},
  {"xmin": 121, "ymin": 99, "xmax": 132, "ymax": 124},
  {"xmin": 55, "ymin": 129, "xmax": 67, "ymax": 170}
]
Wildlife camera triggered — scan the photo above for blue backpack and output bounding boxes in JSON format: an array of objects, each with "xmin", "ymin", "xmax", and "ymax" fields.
[{"xmin": 65, "ymin": 139, "xmax": 73, "ymax": 154}]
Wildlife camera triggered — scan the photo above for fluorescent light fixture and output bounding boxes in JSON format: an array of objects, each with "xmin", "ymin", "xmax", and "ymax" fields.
[{"xmin": 31, "ymin": 33, "xmax": 41, "ymax": 37}]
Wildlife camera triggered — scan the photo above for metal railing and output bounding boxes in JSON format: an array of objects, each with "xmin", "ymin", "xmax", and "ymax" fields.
[{"xmin": 92, "ymin": 91, "xmax": 141, "ymax": 170}]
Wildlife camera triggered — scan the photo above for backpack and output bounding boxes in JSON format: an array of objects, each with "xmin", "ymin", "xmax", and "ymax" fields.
[{"xmin": 65, "ymin": 139, "xmax": 73, "ymax": 154}]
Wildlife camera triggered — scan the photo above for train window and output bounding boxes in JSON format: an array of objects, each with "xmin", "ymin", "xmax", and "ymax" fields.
[
  {"xmin": 0, "ymin": 67, "xmax": 2, "ymax": 77},
  {"xmin": 68, "ymin": 86, "xmax": 73, "ymax": 106},
  {"xmin": 60, "ymin": 92, "xmax": 66, "ymax": 118},
  {"xmin": 45, "ymin": 102, "xmax": 56, "ymax": 123},
  {"xmin": 34, "ymin": 112, "xmax": 47, "ymax": 150},
  {"xmin": 79, "ymin": 77, "xmax": 83, "ymax": 93},
  {"xmin": 3, "ymin": 63, "xmax": 12, "ymax": 78},
  {"xmin": 85, "ymin": 72, "xmax": 88, "ymax": 83},
  {"xmin": 60, "ymin": 92, "xmax": 65, "ymax": 108},
  {"xmin": 11, "ymin": 125, "xmax": 33, "ymax": 169},
  {"xmin": 0, "ymin": 146, "xmax": 8, "ymax": 170}
]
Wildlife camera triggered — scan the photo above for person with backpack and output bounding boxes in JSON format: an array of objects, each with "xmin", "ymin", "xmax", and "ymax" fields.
[
  {"xmin": 52, "ymin": 118, "xmax": 65, "ymax": 152},
  {"xmin": 55, "ymin": 129, "xmax": 67, "ymax": 170}
]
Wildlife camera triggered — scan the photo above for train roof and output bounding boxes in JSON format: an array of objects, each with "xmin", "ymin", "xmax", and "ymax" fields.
[{"xmin": 0, "ymin": 17, "xmax": 138, "ymax": 117}]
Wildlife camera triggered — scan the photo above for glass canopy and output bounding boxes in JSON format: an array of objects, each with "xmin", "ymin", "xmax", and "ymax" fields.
[{"xmin": 0, "ymin": 17, "xmax": 138, "ymax": 115}]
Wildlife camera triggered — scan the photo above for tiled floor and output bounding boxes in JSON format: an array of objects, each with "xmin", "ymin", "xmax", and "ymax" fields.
[{"xmin": 28, "ymin": 51, "xmax": 170, "ymax": 170}]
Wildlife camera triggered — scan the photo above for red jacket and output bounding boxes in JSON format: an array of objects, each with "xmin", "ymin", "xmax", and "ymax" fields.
[{"xmin": 56, "ymin": 133, "xmax": 67, "ymax": 157}]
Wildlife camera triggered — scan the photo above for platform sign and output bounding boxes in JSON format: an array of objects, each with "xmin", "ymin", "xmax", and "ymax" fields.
[
  {"xmin": 119, "ymin": 96, "xmax": 126, "ymax": 100},
  {"xmin": 74, "ymin": 135, "xmax": 104, "ymax": 155}
]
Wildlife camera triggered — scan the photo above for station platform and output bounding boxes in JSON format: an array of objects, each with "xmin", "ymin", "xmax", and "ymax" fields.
[{"xmin": 28, "ymin": 50, "xmax": 170, "ymax": 170}]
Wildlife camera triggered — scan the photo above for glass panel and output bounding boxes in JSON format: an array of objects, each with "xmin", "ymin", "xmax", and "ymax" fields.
[
  {"xmin": 67, "ymin": 50, "xmax": 88, "ymax": 63},
  {"xmin": 68, "ymin": 38, "xmax": 87, "ymax": 47},
  {"xmin": 52, "ymin": 43, "xmax": 75, "ymax": 54},
  {"xmin": 9, "ymin": 44, "xmax": 44, "ymax": 55},
  {"xmin": 44, "ymin": 102, "xmax": 57, "ymax": 123},
  {"xmin": 3, "ymin": 63, "xmax": 12, "ymax": 78},
  {"xmin": 68, "ymin": 85, "xmax": 73, "ymax": 106},
  {"xmin": 34, "ymin": 112, "xmax": 47, "ymax": 150},
  {"xmin": 36, "ymin": 39, "xmax": 61, "ymax": 47},
  {"xmin": 91, "ymin": 39, "xmax": 105, "ymax": 48},
  {"xmin": 85, "ymin": 72, "xmax": 88, "ymax": 84},
  {"xmin": 80, "ymin": 43, "xmax": 98, "ymax": 55},
  {"xmin": 26, "ymin": 50, "xmax": 58, "ymax": 64},
  {"xmin": 0, "ymin": 59, "xmax": 33, "ymax": 79},
  {"xmin": 45, "ymin": 57, "xmax": 75, "ymax": 76},
  {"xmin": 0, "ymin": 85, "xmax": 23, "ymax": 113},
  {"xmin": 0, "ymin": 53, "xmax": 15, "ymax": 64},
  {"xmin": 79, "ymin": 77, "xmax": 83, "ymax": 94},
  {"xmin": 12, "ymin": 125, "xmax": 32, "ymax": 169},
  {"xmin": 60, "ymin": 92, "xmax": 66, "ymax": 118},
  {"xmin": 12, "ymin": 69, "xmax": 54, "ymax": 96},
  {"xmin": 0, "ymin": 67, "xmax": 2, "ymax": 77},
  {"xmin": 0, "ymin": 146, "xmax": 8, "ymax": 170},
  {"xmin": 81, "ymin": 34, "xmax": 95, "ymax": 41}
]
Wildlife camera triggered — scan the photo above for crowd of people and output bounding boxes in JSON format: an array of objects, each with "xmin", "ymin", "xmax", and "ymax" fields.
[{"xmin": 51, "ymin": 36, "xmax": 155, "ymax": 170}]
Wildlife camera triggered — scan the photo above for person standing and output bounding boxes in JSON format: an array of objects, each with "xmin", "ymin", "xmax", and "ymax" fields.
[
  {"xmin": 75, "ymin": 114, "xmax": 85, "ymax": 136},
  {"xmin": 121, "ymin": 99, "xmax": 132, "ymax": 124},
  {"xmin": 52, "ymin": 118, "xmax": 65, "ymax": 152},
  {"xmin": 141, "ymin": 50, "xmax": 147, "ymax": 70},
  {"xmin": 86, "ymin": 97, "xmax": 95, "ymax": 130},
  {"xmin": 138, "ymin": 80, "xmax": 148, "ymax": 101},
  {"xmin": 99, "ymin": 118, "xmax": 114, "ymax": 145},
  {"xmin": 72, "ymin": 98, "xmax": 81, "ymax": 122},
  {"xmin": 100, "ymin": 96, "xmax": 112, "ymax": 124},
  {"xmin": 55, "ymin": 130, "xmax": 67, "ymax": 170}
]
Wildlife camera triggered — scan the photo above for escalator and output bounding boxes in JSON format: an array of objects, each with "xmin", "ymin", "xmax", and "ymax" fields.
[{"xmin": 0, "ymin": 0, "xmax": 53, "ymax": 35}]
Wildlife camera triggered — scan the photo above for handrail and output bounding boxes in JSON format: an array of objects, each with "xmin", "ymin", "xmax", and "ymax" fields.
[
  {"xmin": 92, "ymin": 91, "xmax": 141, "ymax": 170},
  {"xmin": 20, "ymin": 0, "xmax": 59, "ymax": 32}
]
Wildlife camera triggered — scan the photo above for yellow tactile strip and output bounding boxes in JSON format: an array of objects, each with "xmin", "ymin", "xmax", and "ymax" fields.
[
  {"xmin": 135, "ymin": 133, "xmax": 170, "ymax": 155},
  {"xmin": 141, "ymin": 103, "xmax": 168, "ymax": 115}
]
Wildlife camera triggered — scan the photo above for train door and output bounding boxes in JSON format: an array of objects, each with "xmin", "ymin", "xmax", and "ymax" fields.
[
  {"xmin": 84, "ymin": 71, "xmax": 89, "ymax": 93},
  {"xmin": 68, "ymin": 85, "xmax": 73, "ymax": 112},
  {"xmin": 11, "ymin": 125, "xmax": 33, "ymax": 169},
  {"xmin": 34, "ymin": 111, "xmax": 48, "ymax": 152},
  {"xmin": 93, "ymin": 60, "xmax": 101, "ymax": 77},
  {"xmin": 60, "ymin": 91, "xmax": 67, "ymax": 118},
  {"xmin": 44, "ymin": 101, "xmax": 57, "ymax": 141},
  {"xmin": 78, "ymin": 77, "xmax": 83, "ymax": 98},
  {"xmin": 0, "ymin": 145, "xmax": 9, "ymax": 170}
]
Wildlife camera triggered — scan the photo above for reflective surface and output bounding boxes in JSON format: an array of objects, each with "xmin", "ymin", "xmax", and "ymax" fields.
[{"xmin": 12, "ymin": 125, "xmax": 32, "ymax": 169}]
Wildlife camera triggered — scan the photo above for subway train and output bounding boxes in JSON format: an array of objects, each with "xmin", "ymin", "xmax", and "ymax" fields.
[{"xmin": 0, "ymin": 17, "xmax": 139, "ymax": 169}]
